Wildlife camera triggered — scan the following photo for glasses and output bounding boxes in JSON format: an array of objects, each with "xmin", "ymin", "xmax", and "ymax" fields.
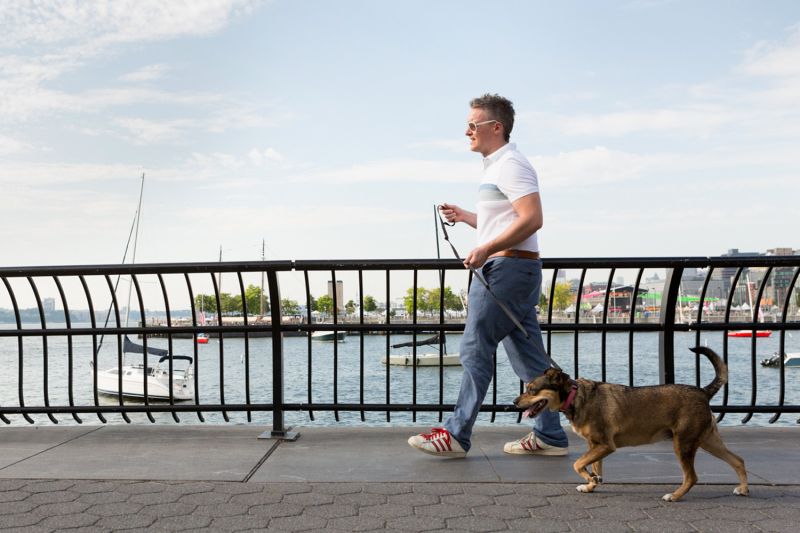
[{"xmin": 467, "ymin": 119, "xmax": 498, "ymax": 132}]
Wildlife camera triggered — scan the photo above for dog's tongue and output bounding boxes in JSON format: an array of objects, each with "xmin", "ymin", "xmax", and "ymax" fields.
[{"xmin": 522, "ymin": 400, "xmax": 546, "ymax": 418}]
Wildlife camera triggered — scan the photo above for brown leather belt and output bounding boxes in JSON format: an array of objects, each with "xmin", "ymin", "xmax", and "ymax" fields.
[{"xmin": 489, "ymin": 249, "xmax": 540, "ymax": 260}]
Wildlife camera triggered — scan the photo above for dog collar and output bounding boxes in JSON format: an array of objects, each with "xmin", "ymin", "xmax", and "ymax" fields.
[{"xmin": 559, "ymin": 382, "xmax": 578, "ymax": 413}]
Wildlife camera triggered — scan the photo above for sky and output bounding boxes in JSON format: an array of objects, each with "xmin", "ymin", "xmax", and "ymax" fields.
[{"xmin": 2, "ymin": 0, "xmax": 800, "ymax": 280}]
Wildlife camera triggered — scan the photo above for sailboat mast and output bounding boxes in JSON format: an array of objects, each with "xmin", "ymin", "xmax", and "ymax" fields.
[
  {"xmin": 125, "ymin": 173, "xmax": 145, "ymax": 329},
  {"xmin": 260, "ymin": 239, "xmax": 265, "ymax": 316},
  {"xmin": 217, "ymin": 245, "xmax": 223, "ymax": 295}
]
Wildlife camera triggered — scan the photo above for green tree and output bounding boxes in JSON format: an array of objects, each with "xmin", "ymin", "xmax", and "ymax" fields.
[
  {"xmin": 244, "ymin": 284, "xmax": 268, "ymax": 315},
  {"xmin": 539, "ymin": 291, "xmax": 548, "ymax": 309},
  {"xmin": 316, "ymin": 294, "xmax": 334, "ymax": 316},
  {"xmin": 194, "ymin": 294, "xmax": 217, "ymax": 314},
  {"xmin": 219, "ymin": 293, "xmax": 242, "ymax": 315},
  {"xmin": 363, "ymin": 295, "xmax": 377, "ymax": 312},
  {"xmin": 404, "ymin": 287, "xmax": 431, "ymax": 315},
  {"xmin": 345, "ymin": 299, "xmax": 356, "ymax": 315},
  {"xmin": 427, "ymin": 287, "xmax": 464, "ymax": 312},
  {"xmin": 552, "ymin": 282, "xmax": 574, "ymax": 311},
  {"xmin": 281, "ymin": 298, "xmax": 300, "ymax": 315}
]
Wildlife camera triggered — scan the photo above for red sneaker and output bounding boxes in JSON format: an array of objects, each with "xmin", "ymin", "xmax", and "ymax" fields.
[{"xmin": 408, "ymin": 427, "xmax": 466, "ymax": 458}]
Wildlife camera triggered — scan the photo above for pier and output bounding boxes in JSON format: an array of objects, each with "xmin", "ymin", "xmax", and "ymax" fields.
[{"xmin": 1, "ymin": 425, "xmax": 798, "ymax": 531}]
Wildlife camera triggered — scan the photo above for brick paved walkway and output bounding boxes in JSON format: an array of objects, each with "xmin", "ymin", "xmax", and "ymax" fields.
[{"xmin": 1, "ymin": 479, "xmax": 798, "ymax": 532}]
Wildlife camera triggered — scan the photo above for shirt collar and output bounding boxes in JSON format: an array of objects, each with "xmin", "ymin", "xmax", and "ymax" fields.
[{"xmin": 482, "ymin": 142, "xmax": 515, "ymax": 169}]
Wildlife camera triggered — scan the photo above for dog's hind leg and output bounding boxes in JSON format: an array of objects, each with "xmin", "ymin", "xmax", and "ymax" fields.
[
  {"xmin": 699, "ymin": 426, "xmax": 749, "ymax": 497},
  {"xmin": 663, "ymin": 435, "xmax": 699, "ymax": 502},
  {"xmin": 574, "ymin": 444, "xmax": 613, "ymax": 493}
]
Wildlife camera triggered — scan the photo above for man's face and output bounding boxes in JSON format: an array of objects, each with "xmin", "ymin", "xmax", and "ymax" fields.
[{"xmin": 465, "ymin": 107, "xmax": 498, "ymax": 155}]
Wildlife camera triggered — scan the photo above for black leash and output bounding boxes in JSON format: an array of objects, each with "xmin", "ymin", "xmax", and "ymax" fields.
[{"xmin": 435, "ymin": 205, "xmax": 562, "ymax": 371}]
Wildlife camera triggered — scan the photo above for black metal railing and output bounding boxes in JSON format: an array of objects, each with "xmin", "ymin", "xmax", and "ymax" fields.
[{"xmin": 1, "ymin": 256, "xmax": 799, "ymax": 433}]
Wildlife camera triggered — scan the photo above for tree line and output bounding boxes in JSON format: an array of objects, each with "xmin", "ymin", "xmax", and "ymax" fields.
[{"xmin": 192, "ymin": 285, "xmax": 466, "ymax": 316}]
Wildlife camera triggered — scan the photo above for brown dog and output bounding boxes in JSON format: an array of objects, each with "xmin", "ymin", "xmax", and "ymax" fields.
[{"xmin": 514, "ymin": 346, "xmax": 749, "ymax": 501}]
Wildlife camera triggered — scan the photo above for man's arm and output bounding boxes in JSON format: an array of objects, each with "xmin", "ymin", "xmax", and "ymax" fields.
[
  {"xmin": 439, "ymin": 203, "xmax": 477, "ymax": 229},
  {"xmin": 463, "ymin": 192, "xmax": 542, "ymax": 268}
]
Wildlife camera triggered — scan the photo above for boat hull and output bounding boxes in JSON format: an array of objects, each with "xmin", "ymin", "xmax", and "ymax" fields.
[
  {"xmin": 727, "ymin": 330, "xmax": 772, "ymax": 338},
  {"xmin": 382, "ymin": 353, "xmax": 461, "ymax": 366},
  {"xmin": 91, "ymin": 364, "xmax": 194, "ymax": 401},
  {"xmin": 760, "ymin": 352, "xmax": 800, "ymax": 368},
  {"xmin": 311, "ymin": 331, "xmax": 347, "ymax": 342}
]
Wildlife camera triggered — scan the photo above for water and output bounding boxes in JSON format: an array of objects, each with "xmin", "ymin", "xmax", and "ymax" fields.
[{"xmin": 1, "ymin": 324, "xmax": 799, "ymax": 427}]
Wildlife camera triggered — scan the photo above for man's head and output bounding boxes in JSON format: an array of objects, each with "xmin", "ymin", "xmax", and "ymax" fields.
[{"xmin": 466, "ymin": 93, "xmax": 514, "ymax": 156}]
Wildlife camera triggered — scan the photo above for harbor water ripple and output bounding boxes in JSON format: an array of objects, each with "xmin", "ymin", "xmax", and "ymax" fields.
[{"xmin": 1, "ymin": 324, "xmax": 799, "ymax": 428}]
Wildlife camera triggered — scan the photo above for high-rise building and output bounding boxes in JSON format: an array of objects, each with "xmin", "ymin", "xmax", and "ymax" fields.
[{"xmin": 327, "ymin": 280, "xmax": 344, "ymax": 312}]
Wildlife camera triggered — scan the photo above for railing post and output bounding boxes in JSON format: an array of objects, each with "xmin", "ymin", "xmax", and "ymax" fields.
[
  {"xmin": 658, "ymin": 266, "xmax": 683, "ymax": 385},
  {"xmin": 259, "ymin": 269, "xmax": 299, "ymax": 441}
]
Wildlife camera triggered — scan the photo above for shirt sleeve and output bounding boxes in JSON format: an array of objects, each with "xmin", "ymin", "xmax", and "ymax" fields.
[{"xmin": 496, "ymin": 156, "xmax": 539, "ymax": 203}]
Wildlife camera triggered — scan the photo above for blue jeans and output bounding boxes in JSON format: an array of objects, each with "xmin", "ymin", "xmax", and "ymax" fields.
[{"xmin": 444, "ymin": 257, "xmax": 569, "ymax": 452}]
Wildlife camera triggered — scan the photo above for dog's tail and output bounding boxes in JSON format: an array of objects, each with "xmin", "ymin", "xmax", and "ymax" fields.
[{"xmin": 690, "ymin": 346, "xmax": 728, "ymax": 398}]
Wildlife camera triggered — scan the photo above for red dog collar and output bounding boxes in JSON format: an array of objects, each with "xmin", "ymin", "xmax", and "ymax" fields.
[{"xmin": 559, "ymin": 382, "xmax": 578, "ymax": 413}]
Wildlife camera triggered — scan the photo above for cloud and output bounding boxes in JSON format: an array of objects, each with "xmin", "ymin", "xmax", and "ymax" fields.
[
  {"xmin": 114, "ymin": 117, "xmax": 191, "ymax": 144},
  {"xmin": 740, "ymin": 23, "xmax": 800, "ymax": 78},
  {"xmin": 532, "ymin": 147, "xmax": 660, "ymax": 188},
  {"xmin": 0, "ymin": 1, "xmax": 259, "ymax": 49},
  {"xmin": 281, "ymin": 159, "xmax": 478, "ymax": 184},
  {"xmin": 0, "ymin": 1, "xmax": 266, "ymax": 129},
  {"xmin": 529, "ymin": 106, "xmax": 736, "ymax": 138},
  {"xmin": 0, "ymin": 135, "xmax": 31, "ymax": 156},
  {"xmin": 119, "ymin": 64, "xmax": 170, "ymax": 82},
  {"xmin": 248, "ymin": 147, "xmax": 285, "ymax": 166},
  {"xmin": 406, "ymin": 139, "xmax": 467, "ymax": 153}
]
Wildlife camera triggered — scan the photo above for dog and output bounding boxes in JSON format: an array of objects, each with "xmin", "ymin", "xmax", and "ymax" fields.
[{"xmin": 513, "ymin": 346, "xmax": 749, "ymax": 501}]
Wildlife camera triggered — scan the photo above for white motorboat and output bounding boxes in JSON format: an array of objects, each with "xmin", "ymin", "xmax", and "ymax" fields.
[
  {"xmin": 90, "ymin": 336, "xmax": 194, "ymax": 401},
  {"xmin": 760, "ymin": 352, "xmax": 800, "ymax": 368},
  {"xmin": 382, "ymin": 334, "xmax": 461, "ymax": 367},
  {"xmin": 311, "ymin": 331, "xmax": 347, "ymax": 342}
]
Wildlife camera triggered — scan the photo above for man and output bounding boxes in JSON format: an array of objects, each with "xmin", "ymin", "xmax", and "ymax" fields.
[{"xmin": 408, "ymin": 94, "xmax": 568, "ymax": 458}]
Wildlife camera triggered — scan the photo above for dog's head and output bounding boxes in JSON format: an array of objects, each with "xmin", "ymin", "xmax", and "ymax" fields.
[{"xmin": 513, "ymin": 368, "xmax": 575, "ymax": 418}]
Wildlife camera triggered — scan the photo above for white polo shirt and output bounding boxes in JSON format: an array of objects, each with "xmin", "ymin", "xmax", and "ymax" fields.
[{"xmin": 476, "ymin": 143, "xmax": 540, "ymax": 253}]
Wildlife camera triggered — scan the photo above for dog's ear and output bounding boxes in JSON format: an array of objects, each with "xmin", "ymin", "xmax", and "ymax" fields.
[
  {"xmin": 547, "ymin": 368, "xmax": 572, "ymax": 389},
  {"xmin": 544, "ymin": 368, "xmax": 561, "ymax": 381}
]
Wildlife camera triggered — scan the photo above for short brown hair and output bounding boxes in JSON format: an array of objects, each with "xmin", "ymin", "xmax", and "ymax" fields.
[{"xmin": 470, "ymin": 93, "xmax": 515, "ymax": 142}]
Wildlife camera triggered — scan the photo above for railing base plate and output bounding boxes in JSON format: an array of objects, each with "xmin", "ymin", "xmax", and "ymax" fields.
[{"xmin": 258, "ymin": 429, "xmax": 300, "ymax": 441}]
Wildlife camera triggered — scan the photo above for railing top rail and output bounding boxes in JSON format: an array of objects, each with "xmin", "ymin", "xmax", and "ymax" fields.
[
  {"xmin": 1, "ymin": 255, "xmax": 798, "ymax": 278},
  {"xmin": 0, "ymin": 261, "xmax": 295, "ymax": 277}
]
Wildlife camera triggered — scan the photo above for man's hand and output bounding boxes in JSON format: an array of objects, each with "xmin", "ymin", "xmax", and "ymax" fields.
[
  {"xmin": 439, "ymin": 203, "xmax": 477, "ymax": 228},
  {"xmin": 463, "ymin": 245, "xmax": 491, "ymax": 269}
]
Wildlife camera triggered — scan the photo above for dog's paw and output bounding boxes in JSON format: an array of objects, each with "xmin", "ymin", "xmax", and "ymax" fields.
[
  {"xmin": 576, "ymin": 484, "xmax": 593, "ymax": 493},
  {"xmin": 661, "ymin": 493, "xmax": 676, "ymax": 502},
  {"xmin": 733, "ymin": 486, "xmax": 749, "ymax": 497}
]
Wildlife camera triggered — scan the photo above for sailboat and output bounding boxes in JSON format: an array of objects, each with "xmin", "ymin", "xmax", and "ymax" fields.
[
  {"xmin": 90, "ymin": 174, "xmax": 195, "ymax": 401},
  {"xmin": 728, "ymin": 274, "xmax": 772, "ymax": 338},
  {"xmin": 90, "ymin": 337, "xmax": 194, "ymax": 400},
  {"xmin": 196, "ymin": 311, "xmax": 209, "ymax": 344},
  {"xmin": 382, "ymin": 333, "xmax": 461, "ymax": 366}
]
